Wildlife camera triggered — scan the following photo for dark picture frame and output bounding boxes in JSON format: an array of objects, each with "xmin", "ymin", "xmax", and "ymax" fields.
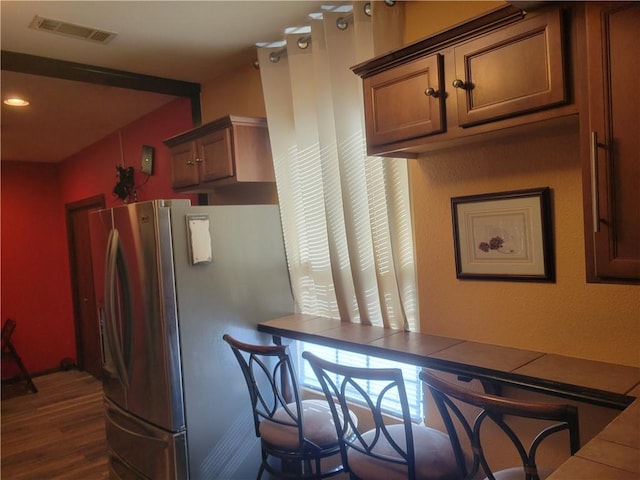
[{"xmin": 451, "ymin": 187, "xmax": 555, "ymax": 282}]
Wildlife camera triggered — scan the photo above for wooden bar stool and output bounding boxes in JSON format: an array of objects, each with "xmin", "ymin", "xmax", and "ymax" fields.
[{"xmin": 1, "ymin": 318, "xmax": 38, "ymax": 394}]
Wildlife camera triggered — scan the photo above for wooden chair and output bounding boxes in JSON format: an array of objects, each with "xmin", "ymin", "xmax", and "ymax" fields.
[
  {"xmin": 1, "ymin": 318, "xmax": 38, "ymax": 393},
  {"xmin": 223, "ymin": 334, "xmax": 348, "ymax": 480},
  {"xmin": 420, "ymin": 370, "xmax": 581, "ymax": 480},
  {"xmin": 302, "ymin": 351, "xmax": 459, "ymax": 480}
]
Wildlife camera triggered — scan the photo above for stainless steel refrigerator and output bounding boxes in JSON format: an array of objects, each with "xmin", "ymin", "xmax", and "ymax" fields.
[{"xmin": 88, "ymin": 199, "xmax": 295, "ymax": 479}]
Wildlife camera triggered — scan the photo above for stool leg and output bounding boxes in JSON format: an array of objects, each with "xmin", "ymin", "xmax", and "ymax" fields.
[{"xmin": 7, "ymin": 342, "xmax": 38, "ymax": 393}]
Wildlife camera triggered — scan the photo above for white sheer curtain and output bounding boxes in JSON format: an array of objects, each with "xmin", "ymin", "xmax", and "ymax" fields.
[{"xmin": 257, "ymin": 3, "xmax": 417, "ymax": 331}]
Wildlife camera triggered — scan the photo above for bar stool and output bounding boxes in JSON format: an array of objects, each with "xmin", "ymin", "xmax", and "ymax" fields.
[
  {"xmin": 223, "ymin": 334, "xmax": 353, "ymax": 480},
  {"xmin": 420, "ymin": 369, "xmax": 580, "ymax": 480},
  {"xmin": 303, "ymin": 351, "xmax": 459, "ymax": 480}
]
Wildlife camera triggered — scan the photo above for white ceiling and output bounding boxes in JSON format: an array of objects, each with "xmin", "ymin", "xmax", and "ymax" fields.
[{"xmin": 0, "ymin": 1, "xmax": 326, "ymax": 163}]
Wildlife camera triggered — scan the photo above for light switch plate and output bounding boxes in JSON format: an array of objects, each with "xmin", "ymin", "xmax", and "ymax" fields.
[{"xmin": 141, "ymin": 145, "xmax": 154, "ymax": 175}]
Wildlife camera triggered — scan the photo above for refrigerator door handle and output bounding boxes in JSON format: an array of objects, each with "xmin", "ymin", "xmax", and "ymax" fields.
[
  {"xmin": 105, "ymin": 229, "xmax": 131, "ymax": 388},
  {"xmin": 114, "ymin": 230, "xmax": 134, "ymax": 381},
  {"xmin": 97, "ymin": 305, "xmax": 109, "ymax": 368}
]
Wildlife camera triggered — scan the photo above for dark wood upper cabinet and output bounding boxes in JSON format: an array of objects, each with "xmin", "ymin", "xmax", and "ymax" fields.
[
  {"xmin": 163, "ymin": 115, "xmax": 274, "ymax": 193},
  {"xmin": 353, "ymin": 4, "xmax": 577, "ymax": 158},
  {"xmin": 363, "ymin": 53, "xmax": 445, "ymax": 146},
  {"xmin": 581, "ymin": 2, "xmax": 640, "ymax": 283},
  {"xmin": 198, "ymin": 128, "xmax": 234, "ymax": 183},
  {"xmin": 354, "ymin": 1, "xmax": 639, "ymax": 284},
  {"xmin": 452, "ymin": 7, "xmax": 566, "ymax": 127},
  {"xmin": 167, "ymin": 140, "xmax": 199, "ymax": 189}
]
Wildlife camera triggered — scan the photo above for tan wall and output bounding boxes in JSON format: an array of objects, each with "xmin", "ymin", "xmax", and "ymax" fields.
[
  {"xmin": 199, "ymin": 0, "xmax": 505, "ymax": 122},
  {"xmin": 198, "ymin": 1, "xmax": 639, "ymax": 367},
  {"xmin": 406, "ymin": 2, "xmax": 639, "ymax": 367},
  {"xmin": 199, "ymin": 62, "xmax": 277, "ymax": 205},
  {"xmin": 405, "ymin": 1, "xmax": 505, "ymax": 43},
  {"xmin": 200, "ymin": 63, "xmax": 266, "ymax": 122}
]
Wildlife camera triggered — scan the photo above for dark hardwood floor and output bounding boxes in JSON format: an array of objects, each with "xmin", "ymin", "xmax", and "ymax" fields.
[{"xmin": 1, "ymin": 370, "xmax": 109, "ymax": 479}]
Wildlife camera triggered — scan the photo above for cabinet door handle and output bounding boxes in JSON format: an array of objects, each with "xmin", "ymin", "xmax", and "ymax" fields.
[
  {"xmin": 452, "ymin": 79, "xmax": 473, "ymax": 90},
  {"xmin": 424, "ymin": 87, "xmax": 440, "ymax": 98},
  {"xmin": 186, "ymin": 160, "xmax": 194, "ymax": 166},
  {"xmin": 590, "ymin": 131, "xmax": 601, "ymax": 233},
  {"xmin": 195, "ymin": 157, "xmax": 203, "ymax": 163}
]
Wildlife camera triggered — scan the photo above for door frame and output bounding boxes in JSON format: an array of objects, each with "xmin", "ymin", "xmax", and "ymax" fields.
[{"xmin": 65, "ymin": 194, "xmax": 105, "ymax": 375}]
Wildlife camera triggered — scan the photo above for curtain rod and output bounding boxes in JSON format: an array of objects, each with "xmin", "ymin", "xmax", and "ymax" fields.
[
  {"xmin": 261, "ymin": 1, "xmax": 382, "ymax": 66},
  {"xmin": 337, "ymin": 1, "xmax": 376, "ymax": 30},
  {"xmin": 269, "ymin": 47, "xmax": 287, "ymax": 63},
  {"xmin": 336, "ymin": 13, "xmax": 353, "ymax": 30},
  {"xmin": 268, "ymin": 34, "xmax": 311, "ymax": 63}
]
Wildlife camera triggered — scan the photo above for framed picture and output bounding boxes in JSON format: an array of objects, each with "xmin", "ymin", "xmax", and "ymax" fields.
[{"xmin": 451, "ymin": 187, "xmax": 555, "ymax": 282}]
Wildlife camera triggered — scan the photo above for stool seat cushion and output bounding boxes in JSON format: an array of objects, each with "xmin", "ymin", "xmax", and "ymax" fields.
[
  {"xmin": 348, "ymin": 424, "xmax": 458, "ymax": 480},
  {"xmin": 259, "ymin": 399, "xmax": 355, "ymax": 450}
]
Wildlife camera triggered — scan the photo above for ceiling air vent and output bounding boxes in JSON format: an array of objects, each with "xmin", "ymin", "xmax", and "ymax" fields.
[{"xmin": 28, "ymin": 15, "xmax": 117, "ymax": 44}]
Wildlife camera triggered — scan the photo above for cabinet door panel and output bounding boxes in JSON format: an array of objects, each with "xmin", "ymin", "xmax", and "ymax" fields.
[
  {"xmin": 363, "ymin": 54, "xmax": 444, "ymax": 147},
  {"xmin": 199, "ymin": 128, "xmax": 234, "ymax": 183},
  {"xmin": 587, "ymin": 2, "xmax": 640, "ymax": 280},
  {"xmin": 454, "ymin": 8, "xmax": 565, "ymax": 127},
  {"xmin": 169, "ymin": 142, "xmax": 199, "ymax": 188}
]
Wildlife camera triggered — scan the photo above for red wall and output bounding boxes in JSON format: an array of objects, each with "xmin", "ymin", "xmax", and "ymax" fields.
[
  {"xmin": 59, "ymin": 98, "xmax": 197, "ymax": 206},
  {"xmin": 1, "ymin": 162, "xmax": 75, "ymax": 377},
  {"xmin": 1, "ymin": 97, "xmax": 196, "ymax": 376}
]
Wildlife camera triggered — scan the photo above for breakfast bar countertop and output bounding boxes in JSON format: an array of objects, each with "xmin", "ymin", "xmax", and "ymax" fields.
[
  {"xmin": 258, "ymin": 314, "xmax": 640, "ymax": 479},
  {"xmin": 258, "ymin": 314, "xmax": 640, "ymax": 407}
]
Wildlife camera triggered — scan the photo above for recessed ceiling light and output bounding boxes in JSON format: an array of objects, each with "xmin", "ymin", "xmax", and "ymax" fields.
[{"xmin": 4, "ymin": 98, "xmax": 30, "ymax": 107}]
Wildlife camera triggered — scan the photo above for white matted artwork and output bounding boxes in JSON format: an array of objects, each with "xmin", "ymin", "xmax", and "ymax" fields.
[{"xmin": 451, "ymin": 187, "xmax": 555, "ymax": 282}]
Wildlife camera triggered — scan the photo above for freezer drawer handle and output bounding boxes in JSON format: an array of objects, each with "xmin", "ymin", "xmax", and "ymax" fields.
[{"xmin": 106, "ymin": 404, "xmax": 168, "ymax": 444}]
